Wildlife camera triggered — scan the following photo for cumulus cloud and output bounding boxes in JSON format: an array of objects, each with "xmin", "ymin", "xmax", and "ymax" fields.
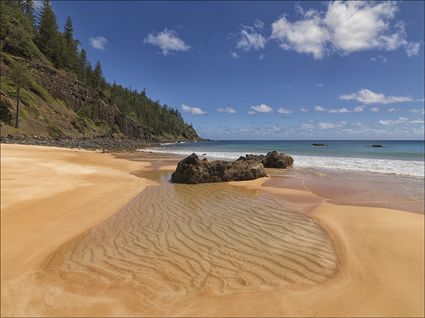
[
  {"xmin": 230, "ymin": 51, "xmax": 240, "ymax": 59},
  {"xmin": 144, "ymin": 29, "xmax": 190, "ymax": 56},
  {"xmin": 278, "ymin": 107, "xmax": 293, "ymax": 114},
  {"xmin": 318, "ymin": 122, "xmax": 336, "ymax": 129},
  {"xmin": 251, "ymin": 104, "xmax": 273, "ymax": 113},
  {"xmin": 300, "ymin": 107, "xmax": 310, "ymax": 112},
  {"xmin": 247, "ymin": 110, "xmax": 256, "ymax": 115},
  {"xmin": 340, "ymin": 88, "xmax": 413, "ymax": 104},
  {"xmin": 328, "ymin": 107, "xmax": 350, "ymax": 113},
  {"xmin": 370, "ymin": 107, "xmax": 379, "ymax": 112},
  {"xmin": 314, "ymin": 106, "xmax": 326, "ymax": 112},
  {"xmin": 182, "ymin": 104, "xmax": 207, "ymax": 115},
  {"xmin": 217, "ymin": 107, "xmax": 237, "ymax": 113},
  {"xmin": 270, "ymin": 2, "xmax": 420, "ymax": 59},
  {"xmin": 89, "ymin": 36, "xmax": 108, "ymax": 50},
  {"xmin": 370, "ymin": 55, "xmax": 388, "ymax": 62},
  {"xmin": 410, "ymin": 120, "xmax": 424, "ymax": 124},
  {"xmin": 236, "ymin": 25, "xmax": 267, "ymax": 51},
  {"xmin": 314, "ymin": 105, "xmax": 365, "ymax": 113},
  {"xmin": 409, "ymin": 108, "xmax": 425, "ymax": 115},
  {"xmin": 271, "ymin": 14, "xmax": 329, "ymax": 59},
  {"xmin": 378, "ymin": 117, "xmax": 408, "ymax": 125}
]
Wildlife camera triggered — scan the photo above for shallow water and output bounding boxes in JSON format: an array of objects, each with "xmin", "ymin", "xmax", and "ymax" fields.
[{"xmin": 35, "ymin": 171, "xmax": 337, "ymax": 315}]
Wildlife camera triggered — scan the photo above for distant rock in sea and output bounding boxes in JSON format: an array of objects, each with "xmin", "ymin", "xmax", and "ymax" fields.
[
  {"xmin": 171, "ymin": 151, "xmax": 294, "ymax": 184},
  {"xmin": 312, "ymin": 143, "xmax": 328, "ymax": 146},
  {"xmin": 371, "ymin": 144, "xmax": 383, "ymax": 148}
]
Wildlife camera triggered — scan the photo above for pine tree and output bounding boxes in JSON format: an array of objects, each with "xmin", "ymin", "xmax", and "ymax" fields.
[
  {"xmin": 77, "ymin": 49, "xmax": 89, "ymax": 82},
  {"xmin": 63, "ymin": 16, "xmax": 73, "ymax": 44},
  {"xmin": 62, "ymin": 16, "xmax": 79, "ymax": 71},
  {"xmin": 36, "ymin": 0, "xmax": 61, "ymax": 65},
  {"xmin": 93, "ymin": 61, "xmax": 103, "ymax": 89}
]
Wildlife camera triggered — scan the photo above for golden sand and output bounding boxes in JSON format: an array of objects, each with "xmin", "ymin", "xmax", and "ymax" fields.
[{"xmin": 1, "ymin": 144, "xmax": 424, "ymax": 317}]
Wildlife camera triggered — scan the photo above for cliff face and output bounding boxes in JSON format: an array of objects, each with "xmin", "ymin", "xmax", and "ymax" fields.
[{"xmin": 0, "ymin": 55, "xmax": 199, "ymax": 142}]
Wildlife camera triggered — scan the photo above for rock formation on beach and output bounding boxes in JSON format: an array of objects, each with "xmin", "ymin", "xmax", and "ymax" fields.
[
  {"xmin": 172, "ymin": 151, "xmax": 294, "ymax": 184},
  {"xmin": 238, "ymin": 151, "xmax": 294, "ymax": 169},
  {"xmin": 171, "ymin": 153, "xmax": 267, "ymax": 183}
]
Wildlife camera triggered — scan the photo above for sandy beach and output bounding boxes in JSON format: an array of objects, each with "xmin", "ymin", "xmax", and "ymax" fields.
[{"xmin": 1, "ymin": 144, "xmax": 424, "ymax": 317}]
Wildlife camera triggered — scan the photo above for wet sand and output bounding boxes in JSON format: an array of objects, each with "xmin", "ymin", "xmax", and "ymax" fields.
[{"xmin": 1, "ymin": 145, "xmax": 424, "ymax": 317}]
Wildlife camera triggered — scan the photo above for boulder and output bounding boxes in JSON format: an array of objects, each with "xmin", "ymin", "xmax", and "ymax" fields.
[
  {"xmin": 371, "ymin": 144, "xmax": 383, "ymax": 148},
  {"xmin": 171, "ymin": 153, "xmax": 266, "ymax": 184},
  {"xmin": 238, "ymin": 151, "xmax": 294, "ymax": 168}
]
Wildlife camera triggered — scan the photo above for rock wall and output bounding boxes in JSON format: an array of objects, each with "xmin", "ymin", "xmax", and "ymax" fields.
[{"xmin": 26, "ymin": 61, "xmax": 154, "ymax": 141}]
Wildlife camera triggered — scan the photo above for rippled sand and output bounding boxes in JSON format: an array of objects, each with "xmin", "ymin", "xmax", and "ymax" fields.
[
  {"xmin": 2, "ymin": 146, "xmax": 423, "ymax": 317},
  {"xmin": 33, "ymin": 173, "xmax": 337, "ymax": 315}
]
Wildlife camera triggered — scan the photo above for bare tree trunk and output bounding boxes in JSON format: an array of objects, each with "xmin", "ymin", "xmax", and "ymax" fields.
[{"xmin": 15, "ymin": 86, "xmax": 20, "ymax": 128}]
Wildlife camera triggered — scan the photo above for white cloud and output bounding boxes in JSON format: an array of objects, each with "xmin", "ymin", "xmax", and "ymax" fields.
[
  {"xmin": 370, "ymin": 107, "xmax": 379, "ymax": 112},
  {"xmin": 230, "ymin": 51, "xmax": 240, "ymax": 59},
  {"xmin": 340, "ymin": 88, "xmax": 413, "ymax": 104},
  {"xmin": 300, "ymin": 107, "xmax": 310, "ymax": 112},
  {"xmin": 271, "ymin": 14, "xmax": 329, "ymax": 59},
  {"xmin": 144, "ymin": 29, "xmax": 190, "ymax": 56},
  {"xmin": 329, "ymin": 107, "xmax": 350, "ymax": 113},
  {"xmin": 316, "ymin": 83, "xmax": 324, "ymax": 87},
  {"xmin": 314, "ymin": 106, "xmax": 326, "ymax": 112},
  {"xmin": 388, "ymin": 107, "xmax": 399, "ymax": 112},
  {"xmin": 254, "ymin": 19, "xmax": 265, "ymax": 29},
  {"xmin": 409, "ymin": 108, "xmax": 425, "ymax": 115},
  {"xmin": 410, "ymin": 120, "xmax": 424, "ymax": 124},
  {"xmin": 89, "ymin": 36, "xmax": 108, "ymax": 50},
  {"xmin": 182, "ymin": 104, "xmax": 207, "ymax": 115},
  {"xmin": 313, "ymin": 105, "xmax": 365, "ymax": 113},
  {"xmin": 237, "ymin": 25, "xmax": 267, "ymax": 51},
  {"xmin": 251, "ymin": 104, "xmax": 273, "ymax": 113},
  {"xmin": 378, "ymin": 117, "xmax": 408, "ymax": 125},
  {"xmin": 370, "ymin": 55, "xmax": 388, "ymax": 62},
  {"xmin": 247, "ymin": 110, "xmax": 256, "ymax": 115},
  {"xmin": 270, "ymin": 2, "xmax": 420, "ymax": 59},
  {"xmin": 278, "ymin": 107, "xmax": 293, "ymax": 114},
  {"xmin": 217, "ymin": 107, "xmax": 236, "ymax": 113},
  {"xmin": 318, "ymin": 122, "xmax": 336, "ymax": 129},
  {"xmin": 404, "ymin": 39, "xmax": 420, "ymax": 57}
]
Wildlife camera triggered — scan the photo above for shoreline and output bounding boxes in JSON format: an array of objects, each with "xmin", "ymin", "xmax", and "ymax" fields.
[{"xmin": 1, "ymin": 144, "xmax": 424, "ymax": 316}]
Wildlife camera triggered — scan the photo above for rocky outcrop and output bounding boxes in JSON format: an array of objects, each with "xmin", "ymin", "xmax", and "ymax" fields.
[
  {"xmin": 171, "ymin": 153, "xmax": 267, "ymax": 184},
  {"xmin": 27, "ymin": 62, "xmax": 155, "ymax": 141},
  {"xmin": 312, "ymin": 143, "xmax": 327, "ymax": 146},
  {"xmin": 371, "ymin": 144, "xmax": 383, "ymax": 148},
  {"xmin": 238, "ymin": 151, "xmax": 294, "ymax": 169}
]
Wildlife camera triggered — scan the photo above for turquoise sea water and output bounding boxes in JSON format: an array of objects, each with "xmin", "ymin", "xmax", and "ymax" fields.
[{"xmin": 146, "ymin": 140, "xmax": 425, "ymax": 177}]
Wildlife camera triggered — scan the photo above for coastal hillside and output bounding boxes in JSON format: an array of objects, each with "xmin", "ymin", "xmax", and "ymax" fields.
[{"xmin": 0, "ymin": 0, "xmax": 200, "ymax": 143}]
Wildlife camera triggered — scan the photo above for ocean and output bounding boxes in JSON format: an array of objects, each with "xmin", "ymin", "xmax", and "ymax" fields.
[{"xmin": 145, "ymin": 140, "xmax": 425, "ymax": 177}]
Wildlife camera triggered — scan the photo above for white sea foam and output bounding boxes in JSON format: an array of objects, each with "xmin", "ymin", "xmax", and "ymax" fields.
[{"xmin": 143, "ymin": 148, "xmax": 425, "ymax": 178}]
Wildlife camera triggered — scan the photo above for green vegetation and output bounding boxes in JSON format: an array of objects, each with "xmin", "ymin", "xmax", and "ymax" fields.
[{"xmin": 0, "ymin": 0, "xmax": 199, "ymax": 140}]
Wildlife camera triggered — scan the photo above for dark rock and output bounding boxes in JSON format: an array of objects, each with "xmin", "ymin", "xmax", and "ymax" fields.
[
  {"xmin": 371, "ymin": 144, "xmax": 383, "ymax": 148},
  {"xmin": 238, "ymin": 151, "xmax": 294, "ymax": 169},
  {"xmin": 312, "ymin": 143, "xmax": 328, "ymax": 146},
  {"xmin": 171, "ymin": 153, "xmax": 266, "ymax": 184}
]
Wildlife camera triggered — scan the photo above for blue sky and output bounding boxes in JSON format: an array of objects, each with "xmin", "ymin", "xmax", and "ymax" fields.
[{"xmin": 51, "ymin": 1, "xmax": 424, "ymax": 140}]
